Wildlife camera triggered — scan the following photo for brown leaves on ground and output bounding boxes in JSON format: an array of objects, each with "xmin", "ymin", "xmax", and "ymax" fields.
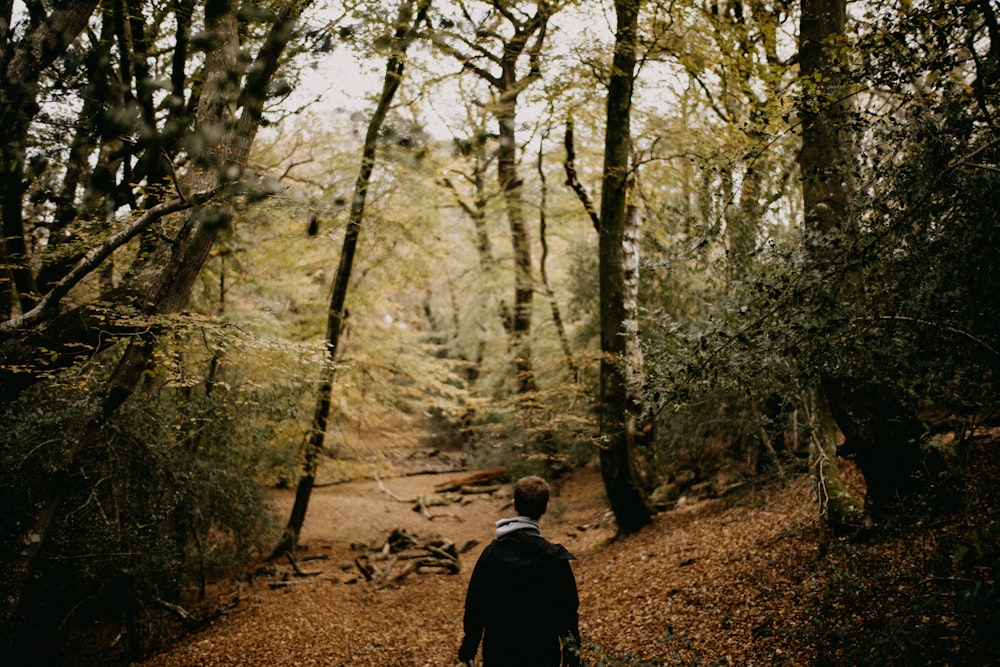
[{"xmin": 140, "ymin": 439, "xmax": 999, "ymax": 667}]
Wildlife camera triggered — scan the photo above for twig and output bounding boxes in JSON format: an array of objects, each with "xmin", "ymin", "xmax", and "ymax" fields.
[
  {"xmin": 285, "ymin": 551, "xmax": 321, "ymax": 577},
  {"xmin": 376, "ymin": 472, "xmax": 416, "ymax": 503}
]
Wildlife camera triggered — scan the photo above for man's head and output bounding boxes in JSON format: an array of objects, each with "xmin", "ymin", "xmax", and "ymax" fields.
[{"xmin": 513, "ymin": 475, "xmax": 550, "ymax": 520}]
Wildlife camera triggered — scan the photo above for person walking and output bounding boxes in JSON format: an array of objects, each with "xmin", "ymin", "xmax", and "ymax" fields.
[{"xmin": 458, "ymin": 475, "xmax": 580, "ymax": 667}]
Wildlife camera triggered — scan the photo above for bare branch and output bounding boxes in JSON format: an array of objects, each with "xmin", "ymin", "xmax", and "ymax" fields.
[
  {"xmin": 563, "ymin": 119, "xmax": 601, "ymax": 231},
  {"xmin": 0, "ymin": 190, "xmax": 218, "ymax": 333},
  {"xmin": 439, "ymin": 176, "xmax": 480, "ymax": 220},
  {"xmin": 430, "ymin": 32, "xmax": 502, "ymax": 86}
]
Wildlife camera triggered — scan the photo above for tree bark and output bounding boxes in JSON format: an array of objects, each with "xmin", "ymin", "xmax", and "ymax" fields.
[
  {"xmin": 597, "ymin": 0, "xmax": 652, "ymax": 535},
  {"xmin": 272, "ymin": 0, "xmax": 432, "ymax": 558},
  {"xmin": 798, "ymin": 0, "xmax": 867, "ymax": 531},
  {"xmin": 537, "ymin": 134, "xmax": 578, "ymax": 379},
  {"xmin": 491, "ymin": 6, "xmax": 548, "ymax": 397},
  {"xmin": 0, "ymin": 0, "xmax": 101, "ymax": 313}
]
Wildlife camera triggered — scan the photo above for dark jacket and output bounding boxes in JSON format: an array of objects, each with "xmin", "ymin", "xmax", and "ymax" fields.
[{"xmin": 459, "ymin": 522, "xmax": 580, "ymax": 667}]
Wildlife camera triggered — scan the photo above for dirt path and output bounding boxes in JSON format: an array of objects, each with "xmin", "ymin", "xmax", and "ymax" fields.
[
  {"xmin": 138, "ymin": 461, "xmax": 827, "ymax": 666},
  {"xmin": 282, "ymin": 467, "xmax": 617, "ymax": 559},
  {"xmin": 140, "ymin": 465, "xmax": 620, "ymax": 667}
]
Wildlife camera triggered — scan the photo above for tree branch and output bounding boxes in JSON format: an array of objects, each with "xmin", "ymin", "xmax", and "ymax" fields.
[
  {"xmin": 439, "ymin": 176, "xmax": 480, "ymax": 220},
  {"xmin": 563, "ymin": 119, "xmax": 601, "ymax": 231},
  {"xmin": 0, "ymin": 190, "xmax": 217, "ymax": 333},
  {"xmin": 430, "ymin": 33, "xmax": 502, "ymax": 87}
]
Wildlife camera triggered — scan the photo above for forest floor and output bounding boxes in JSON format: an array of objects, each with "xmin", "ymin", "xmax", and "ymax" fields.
[{"xmin": 138, "ymin": 427, "xmax": 1000, "ymax": 667}]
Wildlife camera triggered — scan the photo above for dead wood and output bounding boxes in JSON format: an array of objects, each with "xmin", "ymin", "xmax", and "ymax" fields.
[
  {"xmin": 352, "ymin": 530, "xmax": 463, "ymax": 587},
  {"xmin": 354, "ymin": 555, "xmax": 375, "ymax": 581},
  {"xmin": 285, "ymin": 552, "xmax": 321, "ymax": 577},
  {"xmin": 154, "ymin": 597, "xmax": 203, "ymax": 631},
  {"xmin": 411, "ymin": 494, "xmax": 465, "ymax": 520},
  {"xmin": 460, "ymin": 483, "xmax": 502, "ymax": 494},
  {"xmin": 376, "ymin": 474, "xmax": 415, "ymax": 503},
  {"xmin": 433, "ymin": 466, "xmax": 509, "ymax": 493}
]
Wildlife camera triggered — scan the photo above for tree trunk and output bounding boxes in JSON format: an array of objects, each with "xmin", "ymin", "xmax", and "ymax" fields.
[
  {"xmin": 496, "ymin": 88, "xmax": 537, "ymax": 396},
  {"xmin": 440, "ymin": 3, "xmax": 549, "ymax": 398},
  {"xmin": 805, "ymin": 388, "xmax": 866, "ymax": 541},
  {"xmin": 798, "ymin": 0, "xmax": 869, "ymax": 531},
  {"xmin": 272, "ymin": 0, "xmax": 431, "ymax": 558},
  {"xmin": 537, "ymin": 133, "xmax": 578, "ymax": 380},
  {"xmin": 597, "ymin": 0, "xmax": 652, "ymax": 535},
  {"xmin": 0, "ymin": 0, "xmax": 101, "ymax": 313}
]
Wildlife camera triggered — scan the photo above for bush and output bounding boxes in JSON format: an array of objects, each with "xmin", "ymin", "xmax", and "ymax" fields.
[{"xmin": 0, "ymin": 376, "xmax": 285, "ymax": 663}]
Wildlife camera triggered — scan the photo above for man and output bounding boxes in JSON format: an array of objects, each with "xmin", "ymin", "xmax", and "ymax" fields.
[{"xmin": 458, "ymin": 475, "xmax": 580, "ymax": 667}]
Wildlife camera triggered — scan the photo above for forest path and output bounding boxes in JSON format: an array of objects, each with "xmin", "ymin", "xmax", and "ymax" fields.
[
  {"xmin": 273, "ymin": 464, "xmax": 618, "ymax": 566},
  {"xmin": 139, "ymin": 454, "xmax": 825, "ymax": 666}
]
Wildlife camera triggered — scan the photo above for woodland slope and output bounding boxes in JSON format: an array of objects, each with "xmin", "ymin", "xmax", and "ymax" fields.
[{"xmin": 139, "ymin": 434, "xmax": 999, "ymax": 667}]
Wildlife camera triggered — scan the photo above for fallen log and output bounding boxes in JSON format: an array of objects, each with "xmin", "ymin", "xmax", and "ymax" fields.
[
  {"xmin": 460, "ymin": 483, "xmax": 502, "ymax": 495},
  {"xmin": 433, "ymin": 466, "xmax": 509, "ymax": 493},
  {"xmin": 154, "ymin": 597, "xmax": 202, "ymax": 631}
]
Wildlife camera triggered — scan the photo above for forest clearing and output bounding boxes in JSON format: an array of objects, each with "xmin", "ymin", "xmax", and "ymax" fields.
[{"xmin": 132, "ymin": 426, "xmax": 998, "ymax": 667}]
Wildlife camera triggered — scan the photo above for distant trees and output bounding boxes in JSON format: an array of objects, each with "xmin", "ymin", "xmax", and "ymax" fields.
[{"xmin": 433, "ymin": 0, "xmax": 554, "ymax": 397}]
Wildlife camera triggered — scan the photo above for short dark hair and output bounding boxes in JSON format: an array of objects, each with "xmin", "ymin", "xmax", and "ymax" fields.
[{"xmin": 514, "ymin": 476, "xmax": 550, "ymax": 520}]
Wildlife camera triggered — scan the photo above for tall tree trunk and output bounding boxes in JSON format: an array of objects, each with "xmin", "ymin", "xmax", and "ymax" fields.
[
  {"xmin": 439, "ymin": 2, "xmax": 549, "ymax": 398},
  {"xmin": 598, "ymin": 0, "xmax": 652, "ymax": 535},
  {"xmin": 496, "ymin": 99, "xmax": 538, "ymax": 395},
  {"xmin": 1, "ymin": 0, "xmax": 307, "ymax": 634},
  {"xmin": 798, "ymin": 0, "xmax": 867, "ymax": 532},
  {"xmin": 272, "ymin": 0, "xmax": 432, "ymax": 558}
]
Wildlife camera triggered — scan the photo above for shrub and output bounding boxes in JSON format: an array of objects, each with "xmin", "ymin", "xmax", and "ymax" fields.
[{"xmin": 0, "ymin": 376, "xmax": 285, "ymax": 663}]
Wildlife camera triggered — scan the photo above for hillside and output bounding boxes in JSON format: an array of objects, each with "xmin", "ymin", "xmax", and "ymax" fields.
[{"xmin": 137, "ymin": 433, "xmax": 999, "ymax": 667}]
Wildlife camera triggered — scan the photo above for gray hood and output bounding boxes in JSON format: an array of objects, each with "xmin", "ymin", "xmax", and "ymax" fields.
[{"xmin": 495, "ymin": 516, "xmax": 541, "ymax": 539}]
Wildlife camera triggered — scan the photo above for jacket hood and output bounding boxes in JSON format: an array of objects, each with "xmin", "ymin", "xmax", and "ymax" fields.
[
  {"xmin": 495, "ymin": 516, "xmax": 541, "ymax": 539},
  {"xmin": 494, "ymin": 519, "xmax": 575, "ymax": 562}
]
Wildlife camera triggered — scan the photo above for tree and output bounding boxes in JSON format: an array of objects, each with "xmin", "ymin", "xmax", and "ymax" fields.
[
  {"xmin": 0, "ymin": 0, "xmax": 101, "ymax": 380},
  {"xmin": 823, "ymin": 0, "xmax": 1000, "ymax": 513},
  {"xmin": 272, "ymin": 0, "xmax": 433, "ymax": 558},
  {"xmin": 1, "ymin": 0, "xmax": 311, "ymax": 637},
  {"xmin": 596, "ymin": 0, "xmax": 652, "ymax": 534},
  {"xmin": 796, "ymin": 0, "xmax": 868, "ymax": 532},
  {"xmin": 434, "ymin": 0, "xmax": 554, "ymax": 397},
  {"xmin": 437, "ymin": 94, "xmax": 506, "ymax": 381}
]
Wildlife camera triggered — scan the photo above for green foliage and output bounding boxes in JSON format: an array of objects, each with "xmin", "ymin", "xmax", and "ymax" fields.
[
  {"xmin": 634, "ymin": 0, "xmax": 999, "ymax": 510},
  {"xmin": 0, "ymin": 368, "xmax": 287, "ymax": 660}
]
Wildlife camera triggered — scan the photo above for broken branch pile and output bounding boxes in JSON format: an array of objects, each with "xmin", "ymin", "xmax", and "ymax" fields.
[{"xmin": 354, "ymin": 528, "xmax": 463, "ymax": 588}]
